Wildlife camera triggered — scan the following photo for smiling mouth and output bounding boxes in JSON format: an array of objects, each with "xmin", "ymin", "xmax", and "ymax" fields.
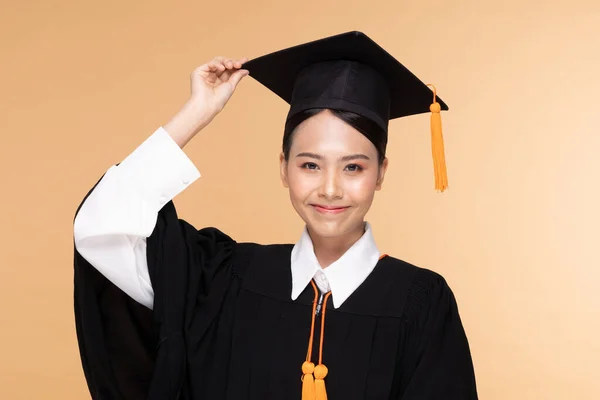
[{"xmin": 310, "ymin": 205, "xmax": 350, "ymax": 214}]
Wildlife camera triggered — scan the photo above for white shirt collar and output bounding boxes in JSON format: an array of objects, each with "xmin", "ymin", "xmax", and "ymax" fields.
[{"xmin": 290, "ymin": 222, "xmax": 381, "ymax": 308}]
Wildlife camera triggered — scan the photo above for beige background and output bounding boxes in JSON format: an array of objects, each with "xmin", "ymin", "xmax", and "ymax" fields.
[{"xmin": 1, "ymin": 0, "xmax": 599, "ymax": 399}]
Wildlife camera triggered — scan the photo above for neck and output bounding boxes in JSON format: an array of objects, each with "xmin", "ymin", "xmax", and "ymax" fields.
[{"xmin": 308, "ymin": 222, "xmax": 366, "ymax": 268}]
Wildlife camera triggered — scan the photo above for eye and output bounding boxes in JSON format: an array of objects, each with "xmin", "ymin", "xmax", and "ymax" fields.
[
  {"xmin": 301, "ymin": 162, "xmax": 319, "ymax": 170},
  {"xmin": 344, "ymin": 164, "xmax": 363, "ymax": 172}
]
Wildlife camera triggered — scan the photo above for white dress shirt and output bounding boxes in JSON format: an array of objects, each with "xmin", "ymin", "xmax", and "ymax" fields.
[{"xmin": 73, "ymin": 127, "xmax": 381, "ymax": 310}]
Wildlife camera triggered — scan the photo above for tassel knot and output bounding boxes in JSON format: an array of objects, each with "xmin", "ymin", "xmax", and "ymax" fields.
[
  {"xmin": 313, "ymin": 364, "xmax": 328, "ymax": 380},
  {"xmin": 302, "ymin": 361, "xmax": 315, "ymax": 375}
]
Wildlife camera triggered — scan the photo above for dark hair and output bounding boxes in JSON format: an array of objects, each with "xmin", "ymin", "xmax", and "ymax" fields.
[{"xmin": 282, "ymin": 108, "xmax": 387, "ymax": 164}]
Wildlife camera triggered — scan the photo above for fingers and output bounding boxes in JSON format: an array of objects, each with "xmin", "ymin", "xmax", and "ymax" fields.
[
  {"xmin": 192, "ymin": 57, "xmax": 249, "ymax": 94},
  {"xmin": 203, "ymin": 57, "xmax": 248, "ymax": 77}
]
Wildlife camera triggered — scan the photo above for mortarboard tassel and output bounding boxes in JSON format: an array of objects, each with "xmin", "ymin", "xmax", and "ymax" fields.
[{"xmin": 427, "ymin": 84, "xmax": 449, "ymax": 192}]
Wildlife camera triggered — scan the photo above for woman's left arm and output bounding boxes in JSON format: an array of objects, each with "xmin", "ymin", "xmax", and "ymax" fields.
[{"xmin": 396, "ymin": 273, "xmax": 479, "ymax": 399}]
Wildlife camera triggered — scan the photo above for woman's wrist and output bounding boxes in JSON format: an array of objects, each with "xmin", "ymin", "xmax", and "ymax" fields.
[{"xmin": 164, "ymin": 98, "xmax": 214, "ymax": 148}]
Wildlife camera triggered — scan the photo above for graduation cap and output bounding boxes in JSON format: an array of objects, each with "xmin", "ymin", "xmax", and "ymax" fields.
[{"xmin": 243, "ymin": 30, "xmax": 450, "ymax": 192}]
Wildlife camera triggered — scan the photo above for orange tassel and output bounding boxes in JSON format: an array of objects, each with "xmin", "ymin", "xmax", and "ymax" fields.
[
  {"xmin": 314, "ymin": 364, "xmax": 328, "ymax": 400},
  {"xmin": 427, "ymin": 84, "xmax": 449, "ymax": 192},
  {"xmin": 302, "ymin": 361, "xmax": 316, "ymax": 400}
]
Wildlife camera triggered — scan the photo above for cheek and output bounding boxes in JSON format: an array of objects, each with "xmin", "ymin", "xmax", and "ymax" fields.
[
  {"xmin": 344, "ymin": 173, "xmax": 379, "ymax": 204},
  {"xmin": 286, "ymin": 168, "xmax": 316, "ymax": 200}
]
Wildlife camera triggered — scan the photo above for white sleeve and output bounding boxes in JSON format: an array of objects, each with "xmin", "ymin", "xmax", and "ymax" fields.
[{"xmin": 73, "ymin": 126, "xmax": 201, "ymax": 309}]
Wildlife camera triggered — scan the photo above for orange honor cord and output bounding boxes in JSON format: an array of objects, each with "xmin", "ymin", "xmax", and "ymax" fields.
[
  {"xmin": 302, "ymin": 281, "xmax": 332, "ymax": 400},
  {"xmin": 302, "ymin": 254, "xmax": 387, "ymax": 399},
  {"xmin": 314, "ymin": 288, "xmax": 332, "ymax": 400},
  {"xmin": 301, "ymin": 283, "xmax": 319, "ymax": 400}
]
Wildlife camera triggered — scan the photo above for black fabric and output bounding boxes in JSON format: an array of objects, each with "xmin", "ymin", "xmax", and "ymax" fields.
[
  {"xmin": 74, "ymin": 187, "xmax": 478, "ymax": 399},
  {"xmin": 242, "ymin": 31, "xmax": 449, "ymax": 133}
]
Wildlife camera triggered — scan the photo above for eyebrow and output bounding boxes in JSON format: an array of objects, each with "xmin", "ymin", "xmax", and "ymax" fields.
[{"xmin": 295, "ymin": 152, "xmax": 371, "ymax": 162}]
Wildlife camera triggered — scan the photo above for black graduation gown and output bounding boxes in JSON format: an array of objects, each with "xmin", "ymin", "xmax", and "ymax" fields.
[{"xmin": 73, "ymin": 186, "xmax": 479, "ymax": 400}]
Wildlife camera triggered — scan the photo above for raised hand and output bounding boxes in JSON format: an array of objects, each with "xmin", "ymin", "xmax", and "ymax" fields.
[
  {"xmin": 190, "ymin": 57, "xmax": 249, "ymax": 115},
  {"xmin": 164, "ymin": 56, "xmax": 249, "ymax": 148}
]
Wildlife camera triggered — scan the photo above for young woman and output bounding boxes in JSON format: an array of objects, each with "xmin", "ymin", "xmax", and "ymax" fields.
[{"xmin": 73, "ymin": 32, "xmax": 478, "ymax": 400}]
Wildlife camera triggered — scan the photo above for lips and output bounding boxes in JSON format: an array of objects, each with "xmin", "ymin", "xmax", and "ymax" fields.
[{"xmin": 310, "ymin": 204, "xmax": 350, "ymax": 214}]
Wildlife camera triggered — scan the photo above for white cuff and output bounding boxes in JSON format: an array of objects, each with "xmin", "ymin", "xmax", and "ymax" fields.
[{"xmin": 117, "ymin": 126, "xmax": 201, "ymax": 212}]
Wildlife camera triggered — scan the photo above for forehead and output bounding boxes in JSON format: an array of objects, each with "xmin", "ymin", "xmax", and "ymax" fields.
[{"xmin": 290, "ymin": 110, "xmax": 377, "ymax": 156}]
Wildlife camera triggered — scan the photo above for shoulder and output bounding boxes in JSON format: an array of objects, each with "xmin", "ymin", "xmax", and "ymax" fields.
[
  {"xmin": 380, "ymin": 254, "xmax": 449, "ymax": 289},
  {"xmin": 228, "ymin": 240, "xmax": 294, "ymax": 279},
  {"xmin": 192, "ymin": 227, "xmax": 291, "ymax": 252},
  {"xmin": 232, "ymin": 241, "xmax": 293, "ymax": 258},
  {"xmin": 379, "ymin": 255, "xmax": 455, "ymax": 315},
  {"xmin": 179, "ymin": 225, "xmax": 295, "ymax": 274}
]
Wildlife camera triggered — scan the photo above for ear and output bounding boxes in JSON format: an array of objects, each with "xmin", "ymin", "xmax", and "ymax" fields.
[
  {"xmin": 375, "ymin": 157, "xmax": 389, "ymax": 191},
  {"xmin": 279, "ymin": 152, "xmax": 289, "ymax": 188}
]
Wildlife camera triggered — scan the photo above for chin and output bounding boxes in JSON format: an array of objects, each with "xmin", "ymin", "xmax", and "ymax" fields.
[
  {"xmin": 307, "ymin": 224, "xmax": 339, "ymax": 239},
  {"xmin": 304, "ymin": 218, "xmax": 353, "ymax": 239}
]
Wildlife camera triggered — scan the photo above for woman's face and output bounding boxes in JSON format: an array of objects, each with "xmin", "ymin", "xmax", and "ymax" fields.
[{"xmin": 280, "ymin": 110, "xmax": 388, "ymax": 240}]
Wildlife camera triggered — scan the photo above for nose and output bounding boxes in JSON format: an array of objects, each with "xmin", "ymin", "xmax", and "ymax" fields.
[{"xmin": 318, "ymin": 170, "xmax": 343, "ymax": 200}]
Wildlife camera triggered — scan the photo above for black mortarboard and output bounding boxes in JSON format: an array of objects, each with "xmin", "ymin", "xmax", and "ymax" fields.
[{"xmin": 243, "ymin": 30, "xmax": 449, "ymax": 192}]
